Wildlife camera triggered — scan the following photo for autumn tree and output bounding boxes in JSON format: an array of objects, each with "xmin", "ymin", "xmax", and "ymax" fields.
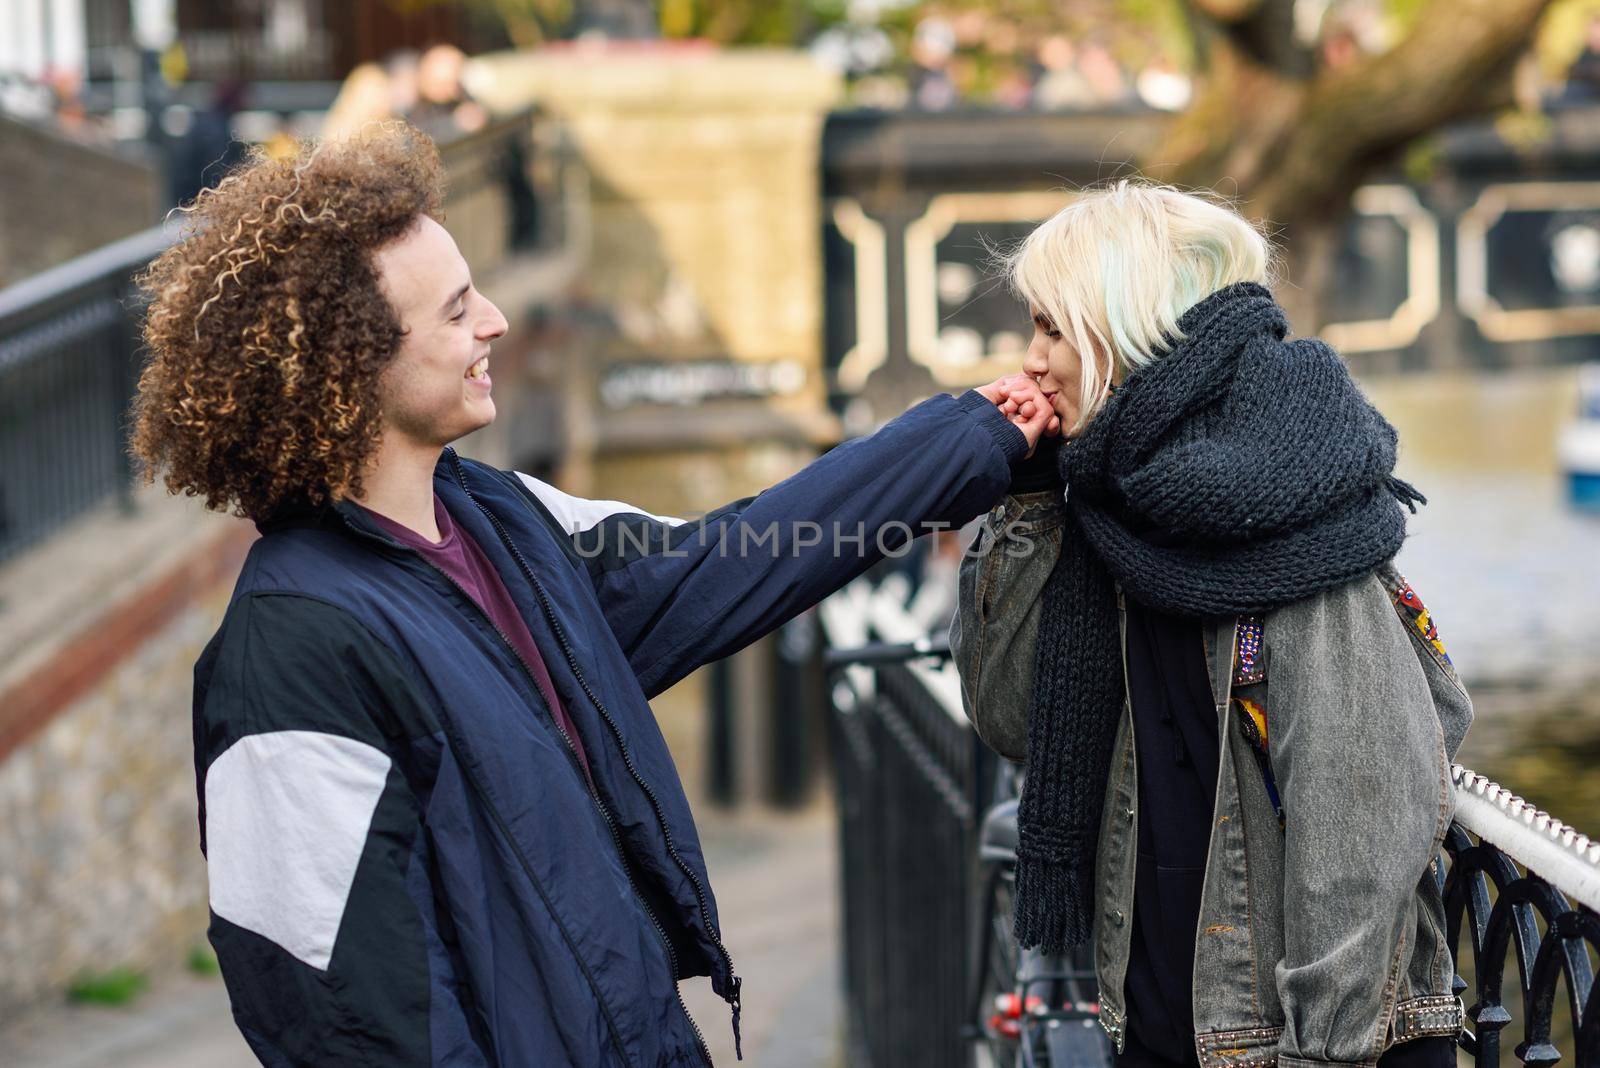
[{"xmin": 1152, "ymin": 0, "xmax": 1560, "ymax": 313}]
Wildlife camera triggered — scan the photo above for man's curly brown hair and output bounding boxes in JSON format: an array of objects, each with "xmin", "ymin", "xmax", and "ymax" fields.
[{"xmin": 131, "ymin": 122, "xmax": 445, "ymax": 521}]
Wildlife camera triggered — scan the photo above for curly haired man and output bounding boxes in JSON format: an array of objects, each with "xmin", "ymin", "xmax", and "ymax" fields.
[{"xmin": 131, "ymin": 123, "xmax": 1057, "ymax": 1066}]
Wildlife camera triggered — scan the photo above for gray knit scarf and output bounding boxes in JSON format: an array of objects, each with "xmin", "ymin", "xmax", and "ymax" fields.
[{"xmin": 1013, "ymin": 281, "xmax": 1425, "ymax": 954}]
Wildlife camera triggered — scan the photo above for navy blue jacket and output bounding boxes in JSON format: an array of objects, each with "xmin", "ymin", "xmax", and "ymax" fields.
[{"xmin": 192, "ymin": 390, "xmax": 1025, "ymax": 1066}]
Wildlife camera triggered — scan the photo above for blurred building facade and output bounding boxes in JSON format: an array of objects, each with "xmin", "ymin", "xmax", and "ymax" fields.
[{"xmin": 2, "ymin": 0, "xmax": 496, "ymax": 85}]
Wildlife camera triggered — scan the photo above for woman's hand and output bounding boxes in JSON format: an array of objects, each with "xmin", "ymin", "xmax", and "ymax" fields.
[{"xmin": 976, "ymin": 374, "xmax": 1061, "ymax": 458}]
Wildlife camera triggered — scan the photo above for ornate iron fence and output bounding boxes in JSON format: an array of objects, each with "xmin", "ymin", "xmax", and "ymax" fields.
[
  {"xmin": 1444, "ymin": 767, "xmax": 1600, "ymax": 1066},
  {"xmin": 820, "ymin": 579, "xmax": 1600, "ymax": 1068}
]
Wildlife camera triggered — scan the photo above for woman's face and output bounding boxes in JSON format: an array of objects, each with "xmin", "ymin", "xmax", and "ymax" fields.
[{"xmin": 1021, "ymin": 310, "xmax": 1096, "ymax": 434}]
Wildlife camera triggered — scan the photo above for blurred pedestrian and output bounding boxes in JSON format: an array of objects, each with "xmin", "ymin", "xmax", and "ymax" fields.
[
  {"xmin": 911, "ymin": 15, "xmax": 958, "ymax": 111},
  {"xmin": 1078, "ymin": 40, "xmax": 1131, "ymax": 106},
  {"xmin": 409, "ymin": 44, "xmax": 488, "ymax": 142},
  {"xmin": 992, "ymin": 58, "xmax": 1035, "ymax": 110},
  {"xmin": 384, "ymin": 49, "xmax": 422, "ymax": 118},
  {"xmin": 170, "ymin": 78, "xmax": 248, "ymax": 207},
  {"xmin": 47, "ymin": 67, "xmax": 96, "ymax": 140},
  {"xmin": 1033, "ymin": 35, "xmax": 1096, "ymax": 111},
  {"xmin": 321, "ymin": 62, "xmax": 393, "ymax": 142}
]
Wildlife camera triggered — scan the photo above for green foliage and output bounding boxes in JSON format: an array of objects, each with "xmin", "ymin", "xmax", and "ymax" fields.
[
  {"xmin": 657, "ymin": 0, "xmax": 849, "ymax": 45},
  {"xmin": 1494, "ymin": 108, "xmax": 1557, "ymax": 155},
  {"xmin": 484, "ymin": 0, "xmax": 575, "ymax": 45},
  {"xmin": 186, "ymin": 943, "xmax": 221, "ymax": 977},
  {"xmin": 1387, "ymin": 0, "xmax": 1596, "ymax": 83},
  {"xmin": 1384, "ymin": 0, "xmax": 1433, "ymax": 36},
  {"xmin": 1537, "ymin": 0, "xmax": 1600, "ymax": 78},
  {"xmin": 1400, "ymin": 135, "xmax": 1441, "ymax": 184},
  {"xmin": 449, "ymin": 0, "xmax": 1194, "ymax": 73},
  {"xmin": 828, "ymin": 0, "xmax": 1190, "ymax": 104},
  {"xmin": 67, "ymin": 967, "xmax": 147, "ymax": 1007},
  {"xmin": 1119, "ymin": 0, "xmax": 1196, "ymax": 70}
]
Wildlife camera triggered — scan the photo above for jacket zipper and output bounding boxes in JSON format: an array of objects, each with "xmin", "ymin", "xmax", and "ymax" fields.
[
  {"xmin": 447, "ymin": 452, "xmax": 742, "ymax": 1061},
  {"xmin": 340, "ymin": 510, "xmax": 713, "ymax": 1067}
]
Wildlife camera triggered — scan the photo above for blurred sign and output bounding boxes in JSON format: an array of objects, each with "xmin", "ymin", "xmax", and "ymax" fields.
[
  {"xmin": 1457, "ymin": 183, "xmax": 1600, "ymax": 343},
  {"xmin": 1550, "ymin": 223, "xmax": 1600, "ymax": 294},
  {"xmin": 907, "ymin": 192, "xmax": 1071, "ymax": 388},
  {"xmin": 598, "ymin": 358, "xmax": 808, "ymax": 410},
  {"xmin": 1319, "ymin": 185, "xmax": 1438, "ymax": 355}
]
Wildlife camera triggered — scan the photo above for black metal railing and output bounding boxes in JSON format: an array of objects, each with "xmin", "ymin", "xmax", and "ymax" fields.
[
  {"xmin": 0, "ymin": 227, "xmax": 171, "ymax": 567},
  {"xmin": 1443, "ymin": 769, "xmax": 1600, "ymax": 1066},
  {"xmin": 433, "ymin": 110, "xmax": 565, "ymax": 276},
  {"xmin": 821, "ymin": 583, "xmax": 1600, "ymax": 1068},
  {"xmin": 825, "ymin": 633, "xmax": 985, "ymax": 1068},
  {"xmin": 0, "ymin": 111, "xmax": 561, "ymax": 568}
]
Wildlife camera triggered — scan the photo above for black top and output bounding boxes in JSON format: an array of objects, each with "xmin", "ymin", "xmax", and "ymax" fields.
[
  {"xmin": 1121, "ymin": 597, "xmax": 1219, "ymax": 1067},
  {"xmin": 1116, "ymin": 599, "xmax": 1458, "ymax": 1068}
]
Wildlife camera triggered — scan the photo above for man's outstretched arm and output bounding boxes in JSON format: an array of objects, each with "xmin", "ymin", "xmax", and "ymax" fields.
[{"xmin": 512, "ymin": 382, "xmax": 1053, "ymax": 697}]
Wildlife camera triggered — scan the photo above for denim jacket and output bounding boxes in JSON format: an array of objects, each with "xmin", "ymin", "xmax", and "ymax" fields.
[{"xmin": 951, "ymin": 487, "xmax": 1474, "ymax": 1068}]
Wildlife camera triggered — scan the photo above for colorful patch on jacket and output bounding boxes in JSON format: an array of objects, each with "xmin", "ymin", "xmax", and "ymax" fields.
[
  {"xmin": 1232, "ymin": 694, "xmax": 1284, "ymax": 830},
  {"xmin": 1233, "ymin": 616, "xmax": 1265, "ymax": 686},
  {"xmin": 1235, "ymin": 694, "xmax": 1269, "ymax": 750},
  {"xmin": 1389, "ymin": 577, "xmax": 1452, "ymax": 666}
]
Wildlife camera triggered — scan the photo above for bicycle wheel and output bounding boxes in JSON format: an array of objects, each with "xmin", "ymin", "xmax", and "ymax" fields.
[{"xmin": 969, "ymin": 864, "xmax": 1024, "ymax": 1068}]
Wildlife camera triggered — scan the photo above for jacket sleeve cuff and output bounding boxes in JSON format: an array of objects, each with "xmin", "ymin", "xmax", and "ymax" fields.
[
  {"xmin": 1277, "ymin": 1057, "xmax": 1377, "ymax": 1068},
  {"xmin": 954, "ymin": 388, "xmax": 1030, "ymax": 466}
]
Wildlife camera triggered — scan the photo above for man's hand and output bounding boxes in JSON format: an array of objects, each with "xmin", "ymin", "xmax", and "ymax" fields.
[{"xmin": 975, "ymin": 374, "xmax": 1061, "ymax": 458}]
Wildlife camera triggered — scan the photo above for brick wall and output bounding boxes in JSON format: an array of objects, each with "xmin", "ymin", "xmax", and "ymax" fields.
[
  {"xmin": 0, "ymin": 116, "xmax": 161, "ymax": 289},
  {"xmin": 0, "ymin": 589, "xmax": 226, "ymax": 1018},
  {"xmin": 0, "ymin": 488, "xmax": 254, "ymax": 1024}
]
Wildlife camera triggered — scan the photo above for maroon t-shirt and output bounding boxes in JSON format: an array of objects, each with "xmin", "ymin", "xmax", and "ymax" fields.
[{"xmin": 360, "ymin": 495, "xmax": 594, "ymax": 787}]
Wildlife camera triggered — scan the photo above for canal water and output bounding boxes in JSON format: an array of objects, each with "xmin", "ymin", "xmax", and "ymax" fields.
[{"xmin": 1367, "ymin": 366, "xmax": 1600, "ymax": 829}]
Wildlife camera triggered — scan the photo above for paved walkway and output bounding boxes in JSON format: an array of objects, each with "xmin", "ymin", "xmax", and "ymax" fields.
[{"xmin": 3, "ymin": 803, "xmax": 842, "ymax": 1068}]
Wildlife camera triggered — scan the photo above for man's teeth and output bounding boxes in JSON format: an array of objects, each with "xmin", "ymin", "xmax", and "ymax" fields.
[{"xmin": 466, "ymin": 357, "xmax": 488, "ymax": 379}]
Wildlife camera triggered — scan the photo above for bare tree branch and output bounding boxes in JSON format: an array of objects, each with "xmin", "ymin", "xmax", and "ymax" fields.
[
  {"xmin": 1248, "ymin": 0, "xmax": 1553, "ymax": 224},
  {"xmin": 1183, "ymin": 0, "xmax": 1307, "ymax": 78}
]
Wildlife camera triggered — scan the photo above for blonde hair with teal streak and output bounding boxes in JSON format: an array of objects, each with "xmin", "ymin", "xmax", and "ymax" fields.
[{"xmin": 1006, "ymin": 181, "xmax": 1275, "ymax": 434}]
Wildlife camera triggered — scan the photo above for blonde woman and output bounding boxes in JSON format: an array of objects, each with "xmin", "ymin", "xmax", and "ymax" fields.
[{"xmin": 951, "ymin": 182, "xmax": 1472, "ymax": 1068}]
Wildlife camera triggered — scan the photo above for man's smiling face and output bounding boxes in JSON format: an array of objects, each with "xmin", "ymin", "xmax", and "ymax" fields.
[{"xmin": 372, "ymin": 214, "xmax": 508, "ymax": 448}]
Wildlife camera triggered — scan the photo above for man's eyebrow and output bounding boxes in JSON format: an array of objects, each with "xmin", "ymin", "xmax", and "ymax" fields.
[{"xmin": 440, "ymin": 282, "xmax": 470, "ymax": 316}]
